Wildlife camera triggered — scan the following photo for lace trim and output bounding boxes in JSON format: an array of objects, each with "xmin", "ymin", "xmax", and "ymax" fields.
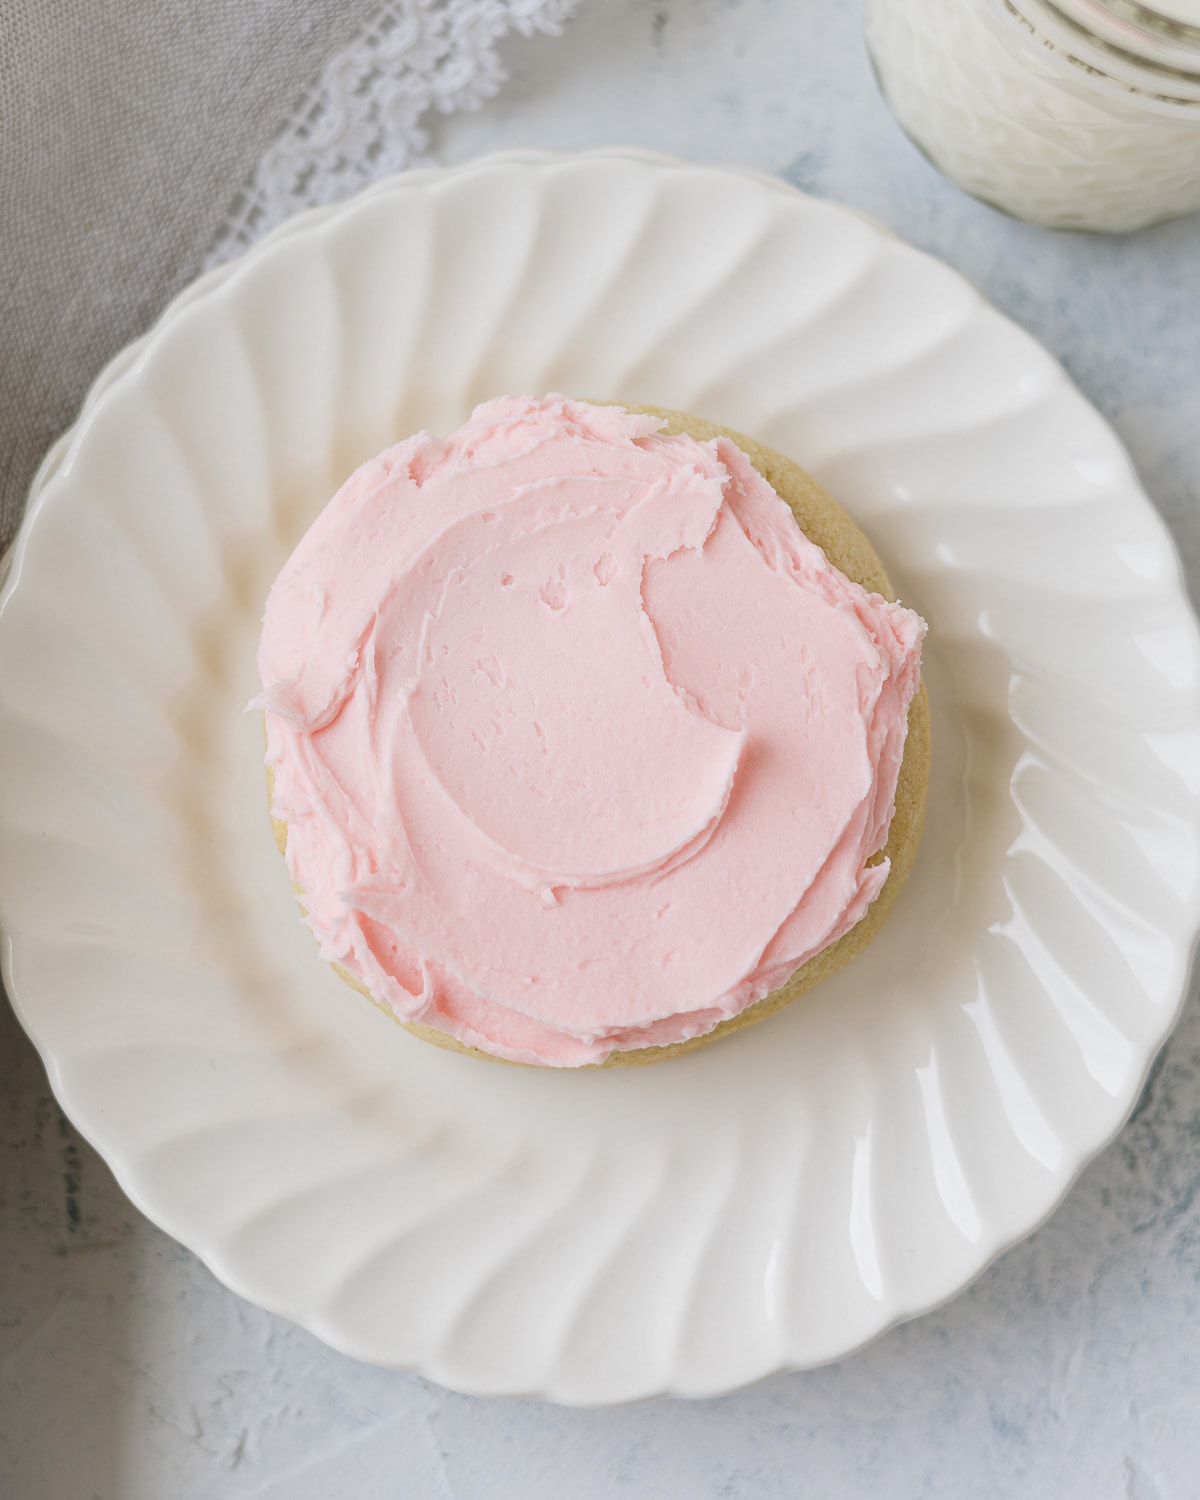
[{"xmin": 207, "ymin": 0, "xmax": 580, "ymax": 267}]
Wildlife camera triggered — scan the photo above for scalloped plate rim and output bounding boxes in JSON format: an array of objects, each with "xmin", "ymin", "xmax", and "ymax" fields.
[{"xmin": 2, "ymin": 150, "xmax": 1199, "ymax": 1404}]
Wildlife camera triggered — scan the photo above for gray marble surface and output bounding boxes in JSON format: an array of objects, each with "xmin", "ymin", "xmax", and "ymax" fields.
[{"xmin": 3, "ymin": 2, "xmax": 1200, "ymax": 1495}]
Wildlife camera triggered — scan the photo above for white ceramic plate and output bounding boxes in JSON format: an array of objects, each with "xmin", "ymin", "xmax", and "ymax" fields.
[{"xmin": 3, "ymin": 151, "xmax": 1199, "ymax": 1405}]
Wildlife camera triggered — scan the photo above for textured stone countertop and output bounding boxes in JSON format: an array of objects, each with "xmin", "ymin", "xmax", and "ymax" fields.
[{"xmin": 3, "ymin": 2, "xmax": 1199, "ymax": 1496}]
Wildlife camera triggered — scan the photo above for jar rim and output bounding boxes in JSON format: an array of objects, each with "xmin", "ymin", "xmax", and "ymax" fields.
[
  {"xmin": 1000, "ymin": 0, "xmax": 1200, "ymax": 108},
  {"xmin": 1110, "ymin": 0, "xmax": 1200, "ymax": 36},
  {"xmin": 1056, "ymin": 0, "xmax": 1200, "ymax": 61}
]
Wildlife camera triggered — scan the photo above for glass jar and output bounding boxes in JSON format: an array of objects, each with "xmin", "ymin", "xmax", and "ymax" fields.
[{"xmin": 865, "ymin": 0, "xmax": 1200, "ymax": 232}]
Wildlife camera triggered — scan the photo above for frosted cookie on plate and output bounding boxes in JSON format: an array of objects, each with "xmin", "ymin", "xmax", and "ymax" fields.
[{"xmin": 257, "ymin": 395, "xmax": 929, "ymax": 1067}]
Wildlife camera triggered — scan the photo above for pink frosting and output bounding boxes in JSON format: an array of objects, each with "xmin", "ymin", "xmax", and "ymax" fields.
[{"xmin": 258, "ymin": 396, "xmax": 925, "ymax": 1066}]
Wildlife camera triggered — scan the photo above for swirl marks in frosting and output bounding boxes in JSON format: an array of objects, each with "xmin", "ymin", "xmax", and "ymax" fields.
[{"xmin": 259, "ymin": 396, "xmax": 925, "ymax": 1066}]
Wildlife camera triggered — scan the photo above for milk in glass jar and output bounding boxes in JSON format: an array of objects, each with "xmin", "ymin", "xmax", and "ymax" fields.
[{"xmin": 866, "ymin": 0, "xmax": 1200, "ymax": 232}]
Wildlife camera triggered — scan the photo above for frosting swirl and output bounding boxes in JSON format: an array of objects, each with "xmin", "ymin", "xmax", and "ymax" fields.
[{"xmin": 259, "ymin": 396, "xmax": 925, "ymax": 1065}]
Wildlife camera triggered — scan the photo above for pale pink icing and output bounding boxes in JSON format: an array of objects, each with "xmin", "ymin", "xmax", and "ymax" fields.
[{"xmin": 258, "ymin": 396, "xmax": 925, "ymax": 1066}]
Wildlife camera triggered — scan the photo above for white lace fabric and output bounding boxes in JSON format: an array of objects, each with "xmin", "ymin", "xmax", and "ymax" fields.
[{"xmin": 207, "ymin": 0, "xmax": 581, "ymax": 267}]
